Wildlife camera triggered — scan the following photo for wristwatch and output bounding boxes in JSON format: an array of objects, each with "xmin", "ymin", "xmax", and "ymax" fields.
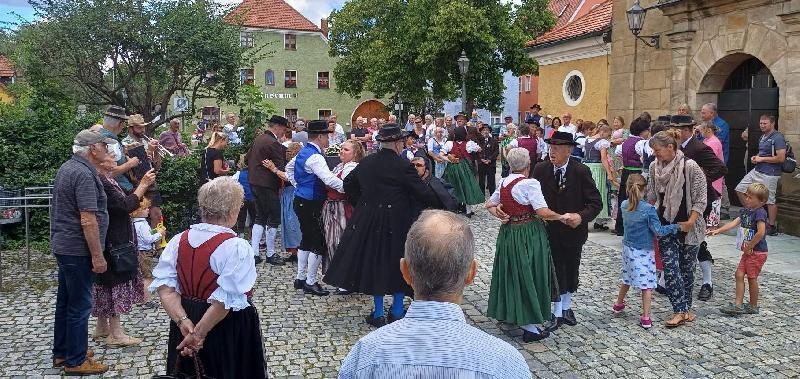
[{"xmin": 175, "ymin": 315, "xmax": 188, "ymax": 326}]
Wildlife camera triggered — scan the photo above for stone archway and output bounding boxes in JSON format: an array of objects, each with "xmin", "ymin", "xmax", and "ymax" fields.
[{"xmin": 350, "ymin": 100, "xmax": 389, "ymax": 129}]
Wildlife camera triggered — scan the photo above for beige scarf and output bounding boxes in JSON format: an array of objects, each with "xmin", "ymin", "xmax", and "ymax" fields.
[{"xmin": 652, "ymin": 150, "xmax": 686, "ymax": 222}]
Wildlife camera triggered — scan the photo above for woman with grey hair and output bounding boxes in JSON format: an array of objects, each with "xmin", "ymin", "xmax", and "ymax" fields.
[
  {"xmin": 150, "ymin": 177, "xmax": 266, "ymax": 378},
  {"xmin": 485, "ymin": 147, "xmax": 566, "ymax": 342}
]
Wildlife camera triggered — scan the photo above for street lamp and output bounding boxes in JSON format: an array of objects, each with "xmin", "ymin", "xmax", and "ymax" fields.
[
  {"xmin": 458, "ymin": 50, "xmax": 470, "ymax": 113},
  {"xmin": 394, "ymin": 94, "xmax": 404, "ymax": 123},
  {"xmin": 626, "ymin": 0, "xmax": 660, "ymax": 48}
]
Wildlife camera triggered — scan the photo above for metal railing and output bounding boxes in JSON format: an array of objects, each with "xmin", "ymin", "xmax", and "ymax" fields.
[{"xmin": 0, "ymin": 186, "xmax": 53, "ymax": 288}]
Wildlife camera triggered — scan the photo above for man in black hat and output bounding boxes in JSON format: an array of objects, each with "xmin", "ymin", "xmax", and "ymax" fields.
[
  {"xmin": 285, "ymin": 120, "xmax": 343, "ymax": 296},
  {"xmin": 668, "ymin": 114, "xmax": 727, "ymax": 301},
  {"xmin": 476, "ymin": 123, "xmax": 499, "ymax": 196},
  {"xmin": 247, "ymin": 115, "xmax": 290, "ymax": 265},
  {"xmin": 324, "ymin": 123, "xmax": 443, "ymax": 327},
  {"xmin": 531, "ymin": 131, "xmax": 602, "ymax": 330},
  {"xmin": 526, "ymin": 104, "xmax": 542, "ymax": 126},
  {"xmin": 99, "ymin": 105, "xmax": 140, "ymax": 193}
]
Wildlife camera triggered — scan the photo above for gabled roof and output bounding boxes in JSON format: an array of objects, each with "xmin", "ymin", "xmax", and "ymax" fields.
[
  {"xmin": 528, "ymin": 0, "xmax": 612, "ymax": 48},
  {"xmin": 0, "ymin": 55, "xmax": 15, "ymax": 77},
  {"xmin": 225, "ymin": 0, "xmax": 322, "ymax": 33},
  {"xmin": 548, "ymin": 0, "xmax": 584, "ymax": 29}
]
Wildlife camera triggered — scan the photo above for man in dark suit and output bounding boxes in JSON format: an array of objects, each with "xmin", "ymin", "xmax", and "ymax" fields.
[
  {"xmin": 247, "ymin": 115, "xmax": 289, "ymax": 265},
  {"xmin": 669, "ymin": 115, "xmax": 727, "ymax": 301},
  {"xmin": 476, "ymin": 124, "xmax": 499, "ymax": 196},
  {"xmin": 324, "ymin": 124, "xmax": 443, "ymax": 328},
  {"xmin": 532, "ymin": 131, "xmax": 602, "ymax": 330}
]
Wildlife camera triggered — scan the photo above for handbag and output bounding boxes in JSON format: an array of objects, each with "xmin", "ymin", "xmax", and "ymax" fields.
[
  {"xmin": 107, "ymin": 242, "xmax": 138, "ymax": 273},
  {"xmin": 152, "ymin": 353, "xmax": 214, "ymax": 379}
]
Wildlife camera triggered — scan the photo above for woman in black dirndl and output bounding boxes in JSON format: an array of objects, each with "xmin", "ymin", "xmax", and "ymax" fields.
[{"xmin": 150, "ymin": 177, "xmax": 266, "ymax": 379}]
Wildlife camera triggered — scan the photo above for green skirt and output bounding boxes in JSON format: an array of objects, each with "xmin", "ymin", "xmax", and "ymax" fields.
[
  {"xmin": 487, "ymin": 219, "xmax": 553, "ymax": 326},
  {"xmin": 586, "ymin": 162, "xmax": 608, "ymax": 219},
  {"xmin": 442, "ymin": 159, "xmax": 484, "ymax": 205}
]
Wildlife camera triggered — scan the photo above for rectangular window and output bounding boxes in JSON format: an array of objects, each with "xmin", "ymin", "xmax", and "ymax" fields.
[
  {"xmin": 317, "ymin": 72, "xmax": 330, "ymax": 89},
  {"xmin": 265, "ymin": 70, "xmax": 275, "ymax": 86},
  {"xmin": 284, "ymin": 70, "xmax": 297, "ymax": 88},
  {"xmin": 284, "ymin": 33, "xmax": 297, "ymax": 50},
  {"xmin": 318, "ymin": 109, "xmax": 332, "ymax": 119},
  {"xmin": 240, "ymin": 69, "xmax": 254, "ymax": 85},
  {"xmin": 285, "ymin": 109, "xmax": 298, "ymax": 123},
  {"xmin": 240, "ymin": 32, "xmax": 254, "ymax": 48},
  {"xmin": 524, "ymin": 75, "xmax": 532, "ymax": 92},
  {"xmin": 490, "ymin": 112, "xmax": 501, "ymax": 125}
]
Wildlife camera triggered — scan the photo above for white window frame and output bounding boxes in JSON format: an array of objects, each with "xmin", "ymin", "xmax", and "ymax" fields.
[
  {"xmin": 284, "ymin": 33, "xmax": 297, "ymax": 50},
  {"xmin": 284, "ymin": 70, "xmax": 297, "ymax": 88},
  {"xmin": 562, "ymin": 70, "xmax": 585, "ymax": 106},
  {"xmin": 318, "ymin": 109, "xmax": 333, "ymax": 119},
  {"xmin": 524, "ymin": 75, "xmax": 532, "ymax": 92},
  {"xmin": 317, "ymin": 71, "xmax": 330, "ymax": 89},
  {"xmin": 240, "ymin": 31, "xmax": 254, "ymax": 48},
  {"xmin": 490, "ymin": 112, "xmax": 502, "ymax": 125},
  {"xmin": 284, "ymin": 109, "xmax": 299, "ymax": 123}
]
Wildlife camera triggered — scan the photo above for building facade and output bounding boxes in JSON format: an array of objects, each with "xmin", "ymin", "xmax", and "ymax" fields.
[
  {"xmin": 187, "ymin": 0, "xmax": 386, "ymax": 130},
  {"xmin": 609, "ymin": 0, "xmax": 800, "ymax": 235},
  {"xmin": 0, "ymin": 55, "xmax": 16, "ymax": 103}
]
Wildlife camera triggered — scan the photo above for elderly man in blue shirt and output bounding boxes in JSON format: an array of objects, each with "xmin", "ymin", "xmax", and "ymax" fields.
[{"xmin": 339, "ymin": 210, "xmax": 531, "ymax": 379}]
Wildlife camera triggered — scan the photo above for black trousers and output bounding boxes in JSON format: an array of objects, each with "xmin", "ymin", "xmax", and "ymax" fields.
[
  {"xmin": 615, "ymin": 168, "xmax": 641, "ymax": 235},
  {"xmin": 235, "ymin": 200, "xmax": 257, "ymax": 234},
  {"xmin": 478, "ymin": 160, "xmax": 497, "ymax": 196},
  {"xmin": 293, "ymin": 197, "xmax": 326, "ymax": 255},
  {"xmin": 251, "ymin": 185, "xmax": 281, "ymax": 228},
  {"xmin": 548, "ymin": 238, "xmax": 583, "ymax": 294}
]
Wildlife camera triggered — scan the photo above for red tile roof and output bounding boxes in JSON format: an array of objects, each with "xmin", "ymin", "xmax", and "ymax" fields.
[
  {"xmin": 225, "ymin": 0, "xmax": 322, "ymax": 33},
  {"xmin": 548, "ymin": 0, "xmax": 584, "ymax": 29},
  {"xmin": 0, "ymin": 55, "xmax": 14, "ymax": 78},
  {"xmin": 529, "ymin": 0, "xmax": 612, "ymax": 47}
]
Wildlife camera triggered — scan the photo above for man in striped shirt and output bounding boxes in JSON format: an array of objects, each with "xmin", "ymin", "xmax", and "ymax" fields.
[{"xmin": 339, "ymin": 210, "xmax": 532, "ymax": 379}]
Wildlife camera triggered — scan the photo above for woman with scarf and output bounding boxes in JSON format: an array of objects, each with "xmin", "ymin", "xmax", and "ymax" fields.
[{"xmin": 646, "ymin": 129, "xmax": 707, "ymax": 328}]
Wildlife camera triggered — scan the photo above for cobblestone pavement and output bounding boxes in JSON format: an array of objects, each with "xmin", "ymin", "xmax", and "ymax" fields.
[{"xmin": 1, "ymin": 210, "xmax": 800, "ymax": 378}]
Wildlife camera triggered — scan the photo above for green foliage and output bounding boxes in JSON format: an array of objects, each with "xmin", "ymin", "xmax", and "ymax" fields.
[
  {"xmin": 12, "ymin": 0, "xmax": 265, "ymax": 130},
  {"xmin": 157, "ymin": 150, "xmax": 201, "ymax": 236},
  {"xmin": 227, "ymin": 84, "xmax": 275, "ymax": 160},
  {"xmin": 328, "ymin": 0, "xmax": 555, "ymax": 113}
]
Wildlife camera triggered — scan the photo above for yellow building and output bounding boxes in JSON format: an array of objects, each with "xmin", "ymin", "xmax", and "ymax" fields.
[
  {"xmin": 526, "ymin": 0, "xmax": 613, "ymax": 123},
  {"xmin": 0, "ymin": 55, "xmax": 16, "ymax": 103}
]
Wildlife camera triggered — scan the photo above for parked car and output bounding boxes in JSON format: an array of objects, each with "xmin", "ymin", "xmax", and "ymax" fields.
[{"xmin": 490, "ymin": 123, "xmax": 504, "ymax": 139}]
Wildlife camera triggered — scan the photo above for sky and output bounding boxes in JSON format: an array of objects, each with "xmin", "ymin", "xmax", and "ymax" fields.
[{"xmin": 0, "ymin": 0, "xmax": 346, "ymax": 26}]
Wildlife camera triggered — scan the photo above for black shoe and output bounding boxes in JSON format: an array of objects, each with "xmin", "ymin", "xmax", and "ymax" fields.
[
  {"xmin": 254, "ymin": 255, "xmax": 263, "ymax": 265},
  {"xmin": 365, "ymin": 313, "xmax": 387, "ymax": 328},
  {"xmin": 767, "ymin": 225, "xmax": 779, "ymax": 236},
  {"xmin": 284, "ymin": 254, "xmax": 298, "ymax": 263},
  {"xmin": 593, "ymin": 222, "xmax": 608, "ymax": 231},
  {"xmin": 697, "ymin": 283, "xmax": 713, "ymax": 301},
  {"xmin": 264, "ymin": 255, "xmax": 285, "ymax": 266},
  {"xmin": 335, "ymin": 289, "xmax": 354, "ymax": 295},
  {"xmin": 655, "ymin": 285, "xmax": 667, "ymax": 295},
  {"xmin": 388, "ymin": 311, "xmax": 406, "ymax": 323},
  {"xmin": 303, "ymin": 282, "xmax": 330, "ymax": 296},
  {"xmin": 543, "ymin": 314, "xmax": 560, "ymax": 332},
  {"xmin": 293, "ymin": 279, "xmax": 305, "ymax": 290},
  {"xmin": 522, "ymin": 329, "xmax": 550, "ymax": 343},
  {"xmin": 560, "ymin": 309, "xmax": 577, "ymax": 326}
]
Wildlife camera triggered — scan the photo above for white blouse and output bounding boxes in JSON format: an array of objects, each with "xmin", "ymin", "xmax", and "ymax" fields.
[
  {"xmin": 489, "ymin": 174, "xmax": 549, "ymax": 210},
  {"xmin": 441, "ymin": 140, "xmax": 480, "ymax": 154},
  {"xmin": 593, "ymin": 139, "xmax": 611, "ymax": 151},
  {"xmin": 149, "ymin": 223, "xmax": 257, "ymax": 311},
  {"xmin": 332, "ymin": 161, "xmax": 358, "ymax": 193}
]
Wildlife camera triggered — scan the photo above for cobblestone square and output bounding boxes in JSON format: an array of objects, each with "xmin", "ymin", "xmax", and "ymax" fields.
[{"xmin": 1, "ymin": 211, "xmax": 799, "ymax": 378}]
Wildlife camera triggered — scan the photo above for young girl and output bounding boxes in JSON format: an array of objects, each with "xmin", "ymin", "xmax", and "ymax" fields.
[
  {"xmin": 584, "ymin": 124, "xmax": 617, "ymax": 230},
  {"xmin": 131, "ymin": 198, "xmax": 165, "ymax": 307},
  {"xmin": 613, "ymin": 174, "xmax": 685, "ymax": 328}
]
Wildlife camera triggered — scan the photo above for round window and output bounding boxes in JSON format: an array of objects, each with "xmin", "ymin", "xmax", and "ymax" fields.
[{"xmin": 562, "ymin": 70, "xmax": 585, "ymax": 106}]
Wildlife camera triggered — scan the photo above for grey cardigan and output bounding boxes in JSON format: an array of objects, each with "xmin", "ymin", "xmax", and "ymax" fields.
[{"xmin": 646, "ymin": 158, "xmax": 708, "ymax": 246}]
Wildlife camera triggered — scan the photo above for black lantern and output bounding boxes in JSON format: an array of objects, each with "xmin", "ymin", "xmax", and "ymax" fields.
[
  {"xmin": 458, "ymin": 50, "xmax": 469, "ymax": 113},
  {"xmin": 458, "ymin": 50, "xmax": 470, "ymax": 76},
  {"xmin": 625, "ymin": 0, "xmax": 660, "ymax": 48}
]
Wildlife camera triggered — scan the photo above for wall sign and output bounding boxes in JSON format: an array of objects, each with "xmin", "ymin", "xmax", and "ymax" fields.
[{"xmin": 262, "ymin": 93, "xmax": 298, "ymax": 99}]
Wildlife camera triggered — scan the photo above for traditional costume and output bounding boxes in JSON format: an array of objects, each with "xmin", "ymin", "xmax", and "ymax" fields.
[
  {"xmin": 441, "ymin": 127, "xmax": 484, "ymax": 213},
  {"xmin": 286, "ymin": 120, "xmax": 343, "ymax": 296},
  {"xmin": 531, "ymin": 132, "xmax": 602, "ymax": 328},
  {"xmin": 321, "ymin": 161, "xmax": 358, "ymax": 272},
  {"xmin": 324, "ymin": 124, "xmax": 443, "ymax": 327},
  {"xmin": 583, "ymin": 137, "xmax": 611, "ymax": 226}
]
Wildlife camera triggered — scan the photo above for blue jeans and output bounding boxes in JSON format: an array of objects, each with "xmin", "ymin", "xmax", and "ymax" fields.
[
  {"xmin": 52, "ymin": 254, "xmax": 95, "ymax": 367},
  {"xmin": 659, "ymin": 234, "xmax": 699, "ymax": 313}
]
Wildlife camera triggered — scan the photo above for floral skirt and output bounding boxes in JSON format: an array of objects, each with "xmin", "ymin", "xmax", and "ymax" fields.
[{"xmin": 91, "ymin": 272, "xmax": 144, "ymax": 318}]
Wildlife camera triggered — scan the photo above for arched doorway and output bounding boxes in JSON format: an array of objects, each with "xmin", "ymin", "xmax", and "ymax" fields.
[
  {"xmin": 350, "ymin": 100, "xmax": 389, "ymax": 129},
  {"xmin": 697, "ymin": 54, "xmax": 779, "ymax": 205}
]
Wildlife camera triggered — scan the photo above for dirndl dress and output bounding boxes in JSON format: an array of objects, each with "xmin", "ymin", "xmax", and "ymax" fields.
[
  {"xmin": 442, "ymin": 141, "xmax": 484, "ymax": 205},
  {"xmin": 280, "ymin": 184, "xmax": 302, "ymax": 250},
  {"xmin": 584, "ymin": 139, "xmax": 609, "ymax": 220},
  {"xmin": 322, "ymin": 168, "xmax": 354, "ymax": 272},
  {"xmin": 166, "ymin": 232, "xmax": 267, "ymax": 379},
  {"xmin": 487, "ymin": 177, "xmax": 554, "ymax": 326}
]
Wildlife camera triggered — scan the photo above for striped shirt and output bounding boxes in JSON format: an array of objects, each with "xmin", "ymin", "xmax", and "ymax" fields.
[{"xmin": 339, "ymin": 301, "xmax": 532, "ymax": 379}]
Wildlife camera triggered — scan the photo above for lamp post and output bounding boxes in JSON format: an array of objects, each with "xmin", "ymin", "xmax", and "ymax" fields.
[
  {"xmin": 394, "ymin": 95, "xmax": 404, "ymax": 123},
  {"xmin": 458, "ymin": 50, "xmax": 470, "ymax": 113},
  {"xmin": 625, "ymin": 0, "xmax": 660, "ymax": 48}
]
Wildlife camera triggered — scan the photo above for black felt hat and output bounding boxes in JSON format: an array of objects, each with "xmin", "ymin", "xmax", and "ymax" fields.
[
  {"xmin": 530, "ymin": 104, "xmax": 541, "ymax": 110},
  {"xmin": 307, "ymin": 119, "xmax": 333, "ymax": 134},
  {"xmin": 375, "ymin": 123, "xmax": 408, "ymax": 142},
  {"xmin": 268, "ymin": 115, "xmax": 289, "ymax": 127},
  {"xmin": 668, "ymin": 115, "xmax": 695, "ymax": 128},
  {"xmin": 545, "ymin": 131, "xmax": 578, "ymax": 146}
]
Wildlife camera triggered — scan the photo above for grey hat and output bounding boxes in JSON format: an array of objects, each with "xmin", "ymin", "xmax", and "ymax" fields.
[
  {"xmin": 103, "ymin": 105, "xmax": 128, "ymax": 120},
  {"xmin": 74, "ymin": 129, "xmax": 118, "ymax": 147}
]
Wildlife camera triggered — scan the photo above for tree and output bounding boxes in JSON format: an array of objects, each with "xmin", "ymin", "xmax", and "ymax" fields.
[
  {"xmin": 11, "ymin": 0, "xmax": 265, "ymax": 132},
  {"xmin": 328, "ymin": 0, "xmax": 554, "ymax": 113}
]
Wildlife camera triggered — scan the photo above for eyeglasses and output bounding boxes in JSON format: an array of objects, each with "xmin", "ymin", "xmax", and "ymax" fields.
[{"xmin": 413, "ymin": 163, "xmax": 425, "ymax": 168}]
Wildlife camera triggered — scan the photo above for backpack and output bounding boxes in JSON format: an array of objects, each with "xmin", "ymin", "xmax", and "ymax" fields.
[{"xmin": 770, "ymin": 135, "xmax": 796, "ymax": 173}]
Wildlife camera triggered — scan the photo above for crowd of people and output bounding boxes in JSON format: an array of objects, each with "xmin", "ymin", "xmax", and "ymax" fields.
[{"xmin": 48, "ymin": 100, "xmax": 788, "ymax": 377}]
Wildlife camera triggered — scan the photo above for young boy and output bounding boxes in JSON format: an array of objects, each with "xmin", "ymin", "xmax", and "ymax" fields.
[
  {"xmin": 131, "ymin": 198, "xmax": 165, "ymax": 306},
  {"xmin": 708, "ymin": 183, "xmax": 770, "ymax": 315}
]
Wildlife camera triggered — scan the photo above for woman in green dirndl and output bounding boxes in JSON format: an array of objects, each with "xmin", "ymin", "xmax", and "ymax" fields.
[
  {"xmin": 485, "ymin": 147, "xmax": 566, "ymax": 343},
  {"xmin": 440, "ymin": 127, "xmax": 485, "ymax": 216}
]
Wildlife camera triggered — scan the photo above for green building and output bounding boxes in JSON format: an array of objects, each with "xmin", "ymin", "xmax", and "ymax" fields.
[{"xmin": 185, "ymin": 0, "xmax": 387, "ymax": 130}]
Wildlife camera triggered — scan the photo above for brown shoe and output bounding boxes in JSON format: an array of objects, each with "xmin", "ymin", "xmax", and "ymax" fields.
[
  {"xmin": 53, "ymin": 348, "xmax": 95, "ymax": 368},
  {"xmin": 63, "ymin": 357, "xmax": 108, "ymax": 376},
  {"xmin": 105, "ymin": 335, "xmax": 142, "ymax": 347}
]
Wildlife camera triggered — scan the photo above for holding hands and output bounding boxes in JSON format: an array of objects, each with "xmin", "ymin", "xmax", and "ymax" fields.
[{"xmin": 560, "ymin": 213, "xmax": 582, "ymax": 228}]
